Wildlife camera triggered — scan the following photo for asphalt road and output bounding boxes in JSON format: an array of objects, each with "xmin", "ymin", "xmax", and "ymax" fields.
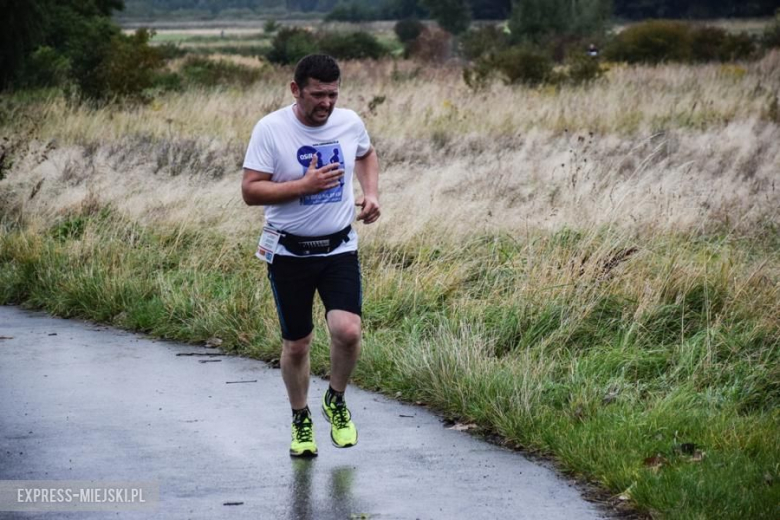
[{"xmin": 0, "ymin": 306, "xmax": 607, "ymax": 519}]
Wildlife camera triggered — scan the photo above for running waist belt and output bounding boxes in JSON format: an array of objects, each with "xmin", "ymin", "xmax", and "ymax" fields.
[{"xmin": 278, "ymin": 225, "xmax": 352, "ymax": 256}]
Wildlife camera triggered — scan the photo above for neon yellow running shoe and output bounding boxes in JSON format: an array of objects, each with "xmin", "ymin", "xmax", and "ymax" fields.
[
  {"xmin": 322, "ymin": 392, "xmax": 358, "ymax": 448},
  {"xmin": 290, "ymin": 415, "xmax": 318, "ymax": 458}
]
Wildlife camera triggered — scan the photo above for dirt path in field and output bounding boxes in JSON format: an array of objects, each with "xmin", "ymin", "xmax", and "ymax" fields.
[{"xmin": 0, "ymin": 306, "xmax": 609, "ymax": 519}]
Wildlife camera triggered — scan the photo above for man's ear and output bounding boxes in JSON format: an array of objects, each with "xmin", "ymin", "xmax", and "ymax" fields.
[{"xmin": 290, "ymin": 81, "xmax": 300, "ymax": 98}]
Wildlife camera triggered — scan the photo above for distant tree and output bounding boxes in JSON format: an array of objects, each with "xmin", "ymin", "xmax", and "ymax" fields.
[
  {"xmin": 0, "ymin": 0, "xmax": 49, "ymax": 89},
  {"xmin": 613, "ymin": 0, "xmax": 778, "ymax": 19},
  {"xmin": 395, "ymin": 18, "xmax": 425, "ymax": 44},
  {"xmin": 381, "ymin": 0, "xmax": 428, "ymax": 19},
  {"xmin": 509, "ymin": 0, "xmax": 611, "ymax": 43},
  {"xmin": 468, "ymin": 0, "xmax": 512, "ymax": 19},
  {"xmin": 422, "ymin": 0, "xmax": 472, "ymax": 35},
  {"xmin": 267, "ymin": 27, "xmax": 318, "ymax": 64},
  {"xmin": 324, "ymin": 1, "xmax": 377, "ymax": 22},
  {"xmin": 1, "ymin": 0, "xmax": 167, "ymax": 100}
]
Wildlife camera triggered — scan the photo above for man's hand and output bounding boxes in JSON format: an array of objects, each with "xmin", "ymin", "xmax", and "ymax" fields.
[
  {"xmin": 356, "ymin": 195, "xmax": 380, "ymax": 224},
  {"xmin": 299, "ymin": 158, "xmax": 344, "ymax": 195}
]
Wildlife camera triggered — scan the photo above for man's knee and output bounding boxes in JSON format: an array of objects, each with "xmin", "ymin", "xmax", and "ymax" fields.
[
  {"xmin": 283, "ymin": 335, "xmax": 312, "ymax": 360},
  {"xmin": 329, "ymin": 312, "xmax": 361, "ymax": 347}
]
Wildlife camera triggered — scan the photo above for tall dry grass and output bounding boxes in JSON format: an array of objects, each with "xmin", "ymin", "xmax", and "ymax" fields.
[{"xmin": 2, "ymin": 53, "xmax": 778, "ymax": 240}]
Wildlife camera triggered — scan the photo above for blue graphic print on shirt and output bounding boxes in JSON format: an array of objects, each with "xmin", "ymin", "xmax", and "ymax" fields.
[{"xmin": 296, "ymin": 143, "xmax": 345, "ymax": 206}]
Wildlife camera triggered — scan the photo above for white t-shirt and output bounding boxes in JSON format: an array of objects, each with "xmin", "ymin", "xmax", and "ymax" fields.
[{"xmin": 243, "ymin": 104, "xmax": 372, "ymax": 257}]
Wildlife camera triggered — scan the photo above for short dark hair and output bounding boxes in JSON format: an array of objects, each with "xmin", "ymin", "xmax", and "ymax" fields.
[{"xmin": 294, "ymin": 54, "xmax": 340, "ymax": 89}]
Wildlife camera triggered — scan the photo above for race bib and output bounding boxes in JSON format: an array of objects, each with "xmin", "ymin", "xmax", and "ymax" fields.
[{"xmin": 255, "ymin": 226, "xmax": 281, "ymax": 264}]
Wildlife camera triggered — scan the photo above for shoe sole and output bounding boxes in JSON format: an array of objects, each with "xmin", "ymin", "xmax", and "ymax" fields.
[
  {"xmin": 321, "ymin": 406, "xmax": 358, "ymax": 448},
  {"xmin": 289, "ymin": 448, "xmax": 318, "ymax": 458}
]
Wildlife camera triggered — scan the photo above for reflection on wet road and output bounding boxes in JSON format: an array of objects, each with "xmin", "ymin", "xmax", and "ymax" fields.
[{"xmin": 287, "ymin": 461, "xmax": 358, "ymax": 520}]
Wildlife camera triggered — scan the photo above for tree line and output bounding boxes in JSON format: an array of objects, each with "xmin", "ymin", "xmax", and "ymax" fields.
[{"xmin": 119, "ymin": 0, "xmax": 778, "ymax": 18}]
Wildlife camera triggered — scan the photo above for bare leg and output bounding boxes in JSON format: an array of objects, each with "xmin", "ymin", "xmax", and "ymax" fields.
[
  {"xmin": 281, "ymin": 333, "xmax": 313, "ymax": 410},
  {"xmin": 326, "ymin": 310, "xmax": 362, "ymax": 393}
]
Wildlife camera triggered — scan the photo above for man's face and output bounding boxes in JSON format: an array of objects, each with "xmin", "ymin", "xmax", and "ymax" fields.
[{"xmin": 291, "ymin": 78, "xmax": 339, "ymax": 127}]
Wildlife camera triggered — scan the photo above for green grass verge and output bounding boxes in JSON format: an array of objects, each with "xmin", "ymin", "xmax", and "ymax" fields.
[{"xmin": 1, "ymin": 208, "xmax": 778, "ymax": 519}]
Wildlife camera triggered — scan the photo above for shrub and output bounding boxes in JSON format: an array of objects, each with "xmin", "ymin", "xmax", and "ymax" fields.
[
  {"xmin": 19, "ymin": 46, "xmax": 71, "ymax": 88},
  {"xmin": 459, "ymin": 25, "xmax": 509, "ymax": 60},
  {"xmin": 267, "ymin": 27, "xmax": 318, "ymax": 65},
  {"xmin": 690, "ymin": 26, "xmax": 756, "ymax": 62},
  {"xmin": 606, "ymin": 20, "xmax": 757, "ymax": 64},
  {"xmin": 263, "ymin": 19, "xmax": 280, "ymax": 34},
  {"xmin": 605, "ymin": 20, "xmax": 692, "ymax": 64},
  {"xmin": 690, "ymin": 25, "xmax": 729, "ymax": 61},
  {"xmin": 421, "ymin": 0, "xmax": 471, "ymax": 35},
  {"xmin": 156, "ymin": 43, "xmax": 188, "ymax": 61},
  {"xmin": 408, "ymin": 27, "xmax": 453, "ymax": 62},
  {"xmin": 319, "ymin": 32, "xmax": 388, "ymax": 60},
  {"xmin": 150, "ymin": 71, "xmax": 183, "ymax": 92},
  {"xmin": 564, "ymin": 51, "xmax": 604, "ymax": 85},
  {"xmin": 395, "ymin": 19, "xmax": 425, "ymax": 44},
  {"xmin": 180, "ymin": 57, "xmax": 262, "ymax": 88},
  {"xmin": 99, "ymin": 29, "xmax": 164, "ymax": 100},
  {"xmin": 66, "ymin": 16, "xmax": 122, "ymax": 100},
  {"xmin": 764, "ymin": 9, "xmax": 780, "ymax": 49},
  {"xmin": 718, "ymin": 32, "xmax": 756, "ymax": 61},
  {"xmin": 492, "ymin": 45, "xmax": 554, "ymax": 85}
]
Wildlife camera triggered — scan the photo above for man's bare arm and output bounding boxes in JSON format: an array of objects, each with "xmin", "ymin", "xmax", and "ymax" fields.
[
  {"xmin": 354, "ymin": 146, "xmax": 380, "ymax": 224},
  {"xmin": 242, "ymin": 160, "xmax": 344, "ymax": 206}
]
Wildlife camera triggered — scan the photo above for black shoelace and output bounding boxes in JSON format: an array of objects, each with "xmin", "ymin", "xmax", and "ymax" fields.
[
  {"xmin": 294, "ymin": 418, "xmax": 313, "ymax": 442},
  {"xmin": 332, "ymin": 404, "xmax": 350, "ymax": 429}
]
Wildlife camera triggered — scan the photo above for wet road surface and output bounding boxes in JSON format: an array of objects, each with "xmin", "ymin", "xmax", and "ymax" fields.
[{"xmin": 0, "ymin": 307, "xmax": 607, "ymax": 519}]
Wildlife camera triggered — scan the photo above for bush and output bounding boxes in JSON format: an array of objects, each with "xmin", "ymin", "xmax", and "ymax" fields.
[
  {"xmin": 156, "ymin": 43, "xmax": 188, "ymax": 61},
  {"xmin": 99, "ymin": 29, "xmax": 164, "ymax": 100},
  {"xmin": 263, "ymin": 19, "xmax": 280, "ymax": 34},
  {"xmin": 180, "ymin": 57, "xmax": 262, "ymax": 88},
  {"xmin": 606, "ymin": 20, "xmax": 758, "ymax": 64},
  {"xmin": 717, "ymin": 32, "xmax": 756, "ymax": 61},
  {"xmin": 764, "ymin": 9, "xmax": 780, "ymax": 49},
  {"xmin": 605, "ymin": 20, "xmax": 692, "ymax": 64},
  {"xmin": 690, "ymin": 25, "xmax": 729, "ymax": 61},
  {"xmin": 150, "ymin": 71, "xmax": 183, "ymax": 92},
  {"xmin": 319, "ymin": 32, "xmax": 388, "ymax": 60},
  {"xmin": 19, "ymin": 46, "xmax": 71, "ymax": 88},
  {"xmin": 66, "ymin": 16, "xmax": 121, "ymax": 100},
  {"xmin": 459, "ymin": 25, "xmax": 509, "ymax": 60},
  {"xmin": 267, "ymin": 27, "xmax": 318, "ymax": 65},
  {"xmin": 564, "ymin": 51, "xmax": 603, "ymax": 85},
  {"xmin": 395, "ymin": 19, "xmax": 425, "ymax": 44},
  {"xmin": 492, "ymin": 45, "xmax": 554, "ymax": 85},
  {"xmin": 690, "ymin": 26, "xmax": 756, "ymax": 62},
  {"xmin": 408, "ymin": 27, "xmax": 453, "ymax": 62}
]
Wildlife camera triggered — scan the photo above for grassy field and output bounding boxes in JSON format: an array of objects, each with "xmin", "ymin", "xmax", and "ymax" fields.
[
  {"xmin": 129, "ymin": 20, "xmax": 401, "ymax": 54},
  {"xmin": 1, "ymin": 48, "xmax": 779, "ymax": 518}
]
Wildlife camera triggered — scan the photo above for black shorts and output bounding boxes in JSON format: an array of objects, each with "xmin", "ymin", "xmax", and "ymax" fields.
[{"xmin": 266, "ymin": 251, "xmax": 362, "ymax": 341}]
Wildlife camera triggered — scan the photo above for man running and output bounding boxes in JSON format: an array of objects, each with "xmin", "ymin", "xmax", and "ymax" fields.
[{"xmin": 241, "ymin": 54, "xmax": 380, "ymax": 457}]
